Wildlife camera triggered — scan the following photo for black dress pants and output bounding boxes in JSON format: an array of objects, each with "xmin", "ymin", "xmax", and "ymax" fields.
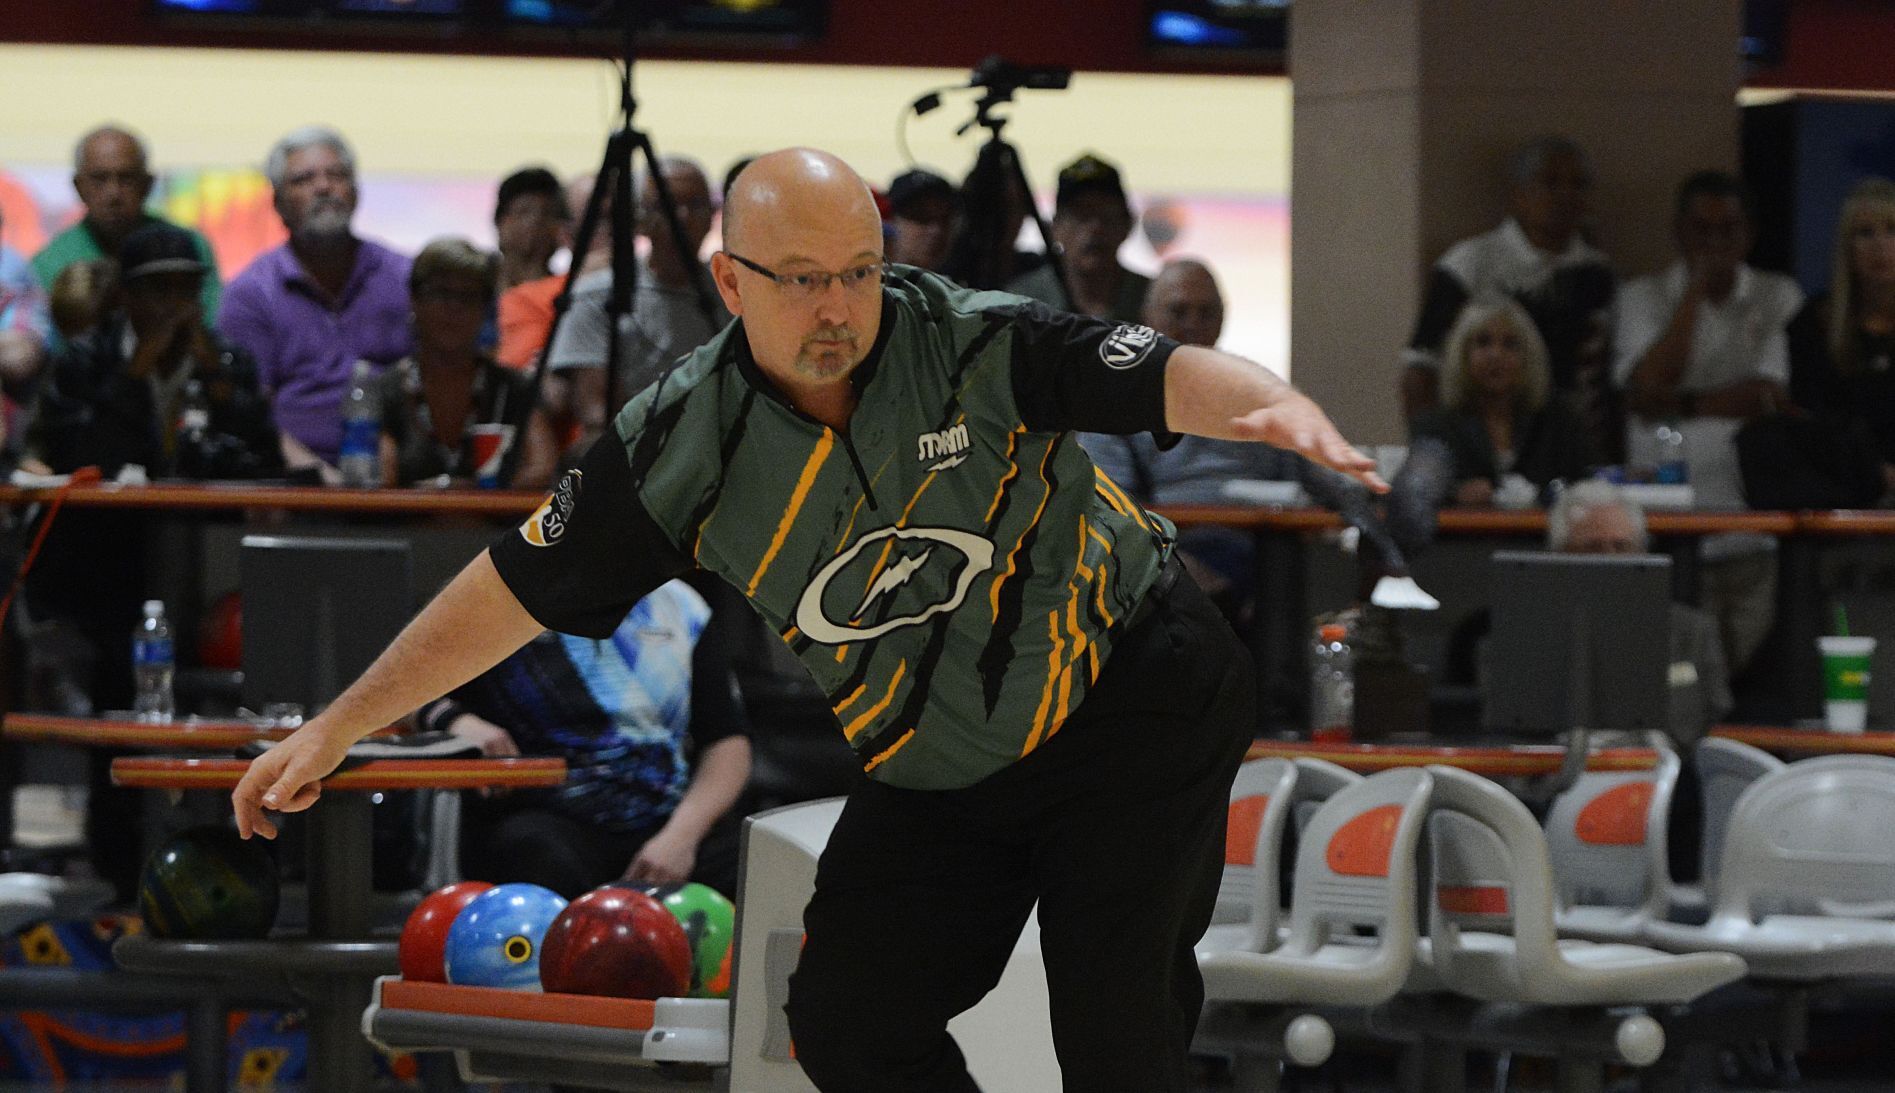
[{"xmin": 785, "ymin": 562, "xmax": 1256, "ymax": 1092}]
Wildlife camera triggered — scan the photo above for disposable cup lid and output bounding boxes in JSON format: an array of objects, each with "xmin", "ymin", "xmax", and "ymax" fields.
[{"xmin": 1819, "ymin": 635, "xmax": 1876, "ymax": 654}]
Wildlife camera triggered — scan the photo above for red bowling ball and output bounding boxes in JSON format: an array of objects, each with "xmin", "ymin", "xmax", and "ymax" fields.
[
  {"xmin": 539, "ymin": 887, "xmax": 693, "ymax": 1000},
  {"xmin": 399, "ymin": 881, "xmax": 493, "ymax": 982}
]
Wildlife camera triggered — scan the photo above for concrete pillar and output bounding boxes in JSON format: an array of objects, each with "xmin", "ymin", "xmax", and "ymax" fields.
[{"xmin": 1291, "ymin": 0, "xmax": 1742, "ymax": 443}]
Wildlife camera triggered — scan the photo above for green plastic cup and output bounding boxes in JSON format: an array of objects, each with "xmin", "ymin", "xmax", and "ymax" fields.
[{"xmin": 1819, "ymin": 635, "xmax": 1876, "ymax": 733}]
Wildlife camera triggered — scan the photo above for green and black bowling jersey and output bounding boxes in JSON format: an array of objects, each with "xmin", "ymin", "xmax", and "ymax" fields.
[{"xmin": 491, "ymin": 265, "xmax": 1182, "ymax": 790}]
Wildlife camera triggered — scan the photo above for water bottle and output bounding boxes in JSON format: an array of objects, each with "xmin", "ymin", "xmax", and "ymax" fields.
[
  {"xmin": 1310, "ymin": 622, "xmax": 1354, "ymax": 742},
  {"xmin": 1652, "ymin": 419, "xmax": 1688, "ymax": 484},
  {"xmin": 132, "ymin": 600, "xmax": 175, "ymax": 722},
  {"xmin": 338, "ymin": 360, "xmax": 381, "ymax": 488}
]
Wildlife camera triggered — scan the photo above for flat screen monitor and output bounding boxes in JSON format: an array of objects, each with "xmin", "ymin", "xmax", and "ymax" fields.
[
  {"xmin": 1147, "ymin": 0, "xmax": 1288, "ymax": 62},
  {"xmin": 1484, "ymin": 550, "xmax": 1671, "ymax": 737},
  {"xmin": 240, "ymin": 535, "xmax": 414, "ymax": 714}
]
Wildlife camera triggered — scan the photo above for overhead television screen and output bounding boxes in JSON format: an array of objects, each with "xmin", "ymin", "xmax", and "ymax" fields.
[
  {"xmin": 153, "ymin": 0, "xmax": 465, "ymax": 17},
  {"xmin": 504, "ymin": 0, "xmax": 825, "ymax": 40},
  {"xmin": 1148, "ymin": 0, "xmax": 1288, "ymax": 60}
]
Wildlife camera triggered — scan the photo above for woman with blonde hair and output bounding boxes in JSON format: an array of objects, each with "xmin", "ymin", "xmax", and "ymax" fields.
[
  {"xmin": 1408, "ymin": 293, "xmax": 1594, "ymax": 506},
  {"xmin": 1789, "ymin": 177, "xmax": 1895, "ymax": 492}
]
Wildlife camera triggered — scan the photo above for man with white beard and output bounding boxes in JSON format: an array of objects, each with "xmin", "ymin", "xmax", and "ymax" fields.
[{"xmin": 219, "ymin": 125, "xmax": 413, "ymax": 479}]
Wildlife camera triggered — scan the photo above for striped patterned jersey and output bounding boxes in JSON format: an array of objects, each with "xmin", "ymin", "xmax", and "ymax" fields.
[{"xmin": 492, "ymin": 265, "xmax": 1182, "ymax": 790}]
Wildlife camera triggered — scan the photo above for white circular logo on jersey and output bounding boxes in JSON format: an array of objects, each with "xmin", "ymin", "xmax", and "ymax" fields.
[
  {"xmin": 1099, "ymin": 323, "xmax": 1160, "ymax": 370},
  {"xmin": 794, "ymin": 526, "xmax": 995, "ymax": 645}
]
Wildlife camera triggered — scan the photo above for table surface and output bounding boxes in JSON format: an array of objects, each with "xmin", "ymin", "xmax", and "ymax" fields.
[
  {"xmin": 1709, "ymin": 724, "xmax": 1895, "ymax": 756},
  {"xmin": 110, "ymin": 756, "xmax": 568, "ymax": 790},
  {"xmin": 8, "ymin": 482, "xmax": 1891, "ymax": 537},
  {"xmin": 2, "ymin": 713, "xmax": 395, "ymax": 749},
  {"xmin": 1245, "ymin": 737, "xmax": 1659, "ymax": 775}
]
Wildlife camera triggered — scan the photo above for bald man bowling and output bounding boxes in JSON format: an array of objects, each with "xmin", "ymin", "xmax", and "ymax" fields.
[{"xmin": 233, "ymin": 148, "xmax": 1384, "ymax": 1092}]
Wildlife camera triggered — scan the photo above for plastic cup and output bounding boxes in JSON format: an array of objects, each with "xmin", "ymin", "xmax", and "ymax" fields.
[
  {"xmin": 1819, "ymin": 635, "xmax": 1876, "ymax": 733},
  {"xmin": 468, "ymin": 424, "xmax": 515, "ymax": 489}
]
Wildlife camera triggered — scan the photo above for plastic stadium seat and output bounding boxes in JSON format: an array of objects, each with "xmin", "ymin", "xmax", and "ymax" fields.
[
  {"xmin": 1545, "ymin": 740, "xmax": 1681, "ymax": 943},
  {"xmin": 1197, "ymin": 767, "xmax": 1433, "ymax": 1008},
  {"xmin": 1208, "ymin": 759, "xmax": 1299, "ymax": 949},
  {"xmin": 1642, "ymin": 755, "xmax": 1895, "ymax": 979},
  {"xmin": 1424, "ymin": 765, "xmax": 1745, "ymax": 1007},
  {"xmin": 1693, "ymin": 737, "xmax": 1785, "ymax": 902}
]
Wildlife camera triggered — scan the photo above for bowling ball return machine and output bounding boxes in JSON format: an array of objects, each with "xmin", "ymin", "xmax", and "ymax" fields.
[{"xmin": 363, "ymin": 798, "xmax": 1063, "ymax": 1092}]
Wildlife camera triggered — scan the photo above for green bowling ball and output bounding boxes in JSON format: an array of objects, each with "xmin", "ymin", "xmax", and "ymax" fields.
[
  {"xmin": 620, "ymin": 881, "xmax": 736, "ymax": 998},
  {"xmin": 139, "ymin": 825, "xmax": 280, "ymax": 940}
]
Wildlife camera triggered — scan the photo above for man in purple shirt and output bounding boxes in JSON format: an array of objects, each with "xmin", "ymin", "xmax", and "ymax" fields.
[{"xmin": 219, "ymin": 125, "xmax": 411, "ymax": 476}]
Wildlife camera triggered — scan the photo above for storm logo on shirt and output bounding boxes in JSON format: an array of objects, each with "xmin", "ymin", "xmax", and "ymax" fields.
[
  {"xmin": 520, "ymin": 468, "xmax": 583, "ymax": 547},
  {"xmin": 1099, "ymin": 323, "xmax": 1160, "ymax": 369},
  {"xmin": 794, "ymin": 526, "xmax": 995, "ymax": 644}
]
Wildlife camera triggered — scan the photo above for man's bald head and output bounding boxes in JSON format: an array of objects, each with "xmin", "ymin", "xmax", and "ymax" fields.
[
  {"xmin": 1141, "ymin": 258, "xmax": 1224, "ymax": 348},
  {"xmin": 72, "ymin": 125, "xmax": 154, "ymax": 245},
  {"xmin": 710, "ymin": 148, "xmax": 887, "ymax": 400},
  {"xmin": 721, "ymin": 148, "xmax": 880, "ymax": 257}
]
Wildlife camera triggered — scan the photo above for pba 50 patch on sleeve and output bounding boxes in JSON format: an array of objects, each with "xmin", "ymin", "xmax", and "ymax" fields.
[{"xmin": 520, "ymin": 469, "xmax": 583, "ymax": 547}]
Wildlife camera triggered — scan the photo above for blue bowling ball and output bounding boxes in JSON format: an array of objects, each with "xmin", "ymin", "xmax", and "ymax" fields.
[{"xmin": 442, "ymin": 883, "xmax": 568, "ymax": 990}]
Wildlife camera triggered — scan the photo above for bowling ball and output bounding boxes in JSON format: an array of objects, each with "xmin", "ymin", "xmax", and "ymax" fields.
[
  {"xmin": 540, "ymin": 887, "xmax": 692, "ymax": 1000},
  {"xmin": 139, "ymin": 825, "xmax": 280, "ymax": 940},
  {"xmin": 621, "ymin": 882, "xmax": 736, "ymax": 998},
  {"xmin": 443, "ymin": 883, "xmax": 567, "ymax": 990},
  {"xmin": 399, "ymin": 881, "xmax": 493, "ymax": 982}
]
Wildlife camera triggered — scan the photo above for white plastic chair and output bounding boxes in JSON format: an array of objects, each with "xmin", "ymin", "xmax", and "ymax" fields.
[
  {"xmin": 1424, "ymin": 764, "xmax": 1745, "ymax": 1007},
  {"xmin": 1545, "ymin": 743, "xmax": 1680, "ymax": 943},
  {"xmin": 1198, "ymin": 766, "xmax": 1433, "ymax": 1007},
  {"xmin": 1643, "ymin": 755, "xmax": 1895, "ymax": 979},
  {"xmin": 1693, "ymin": 736, "xmax": 1785, "ymax": 902},
  {"xmin": 1207, "ymin": 759, "xmax": 1299, "ymax": 950}
]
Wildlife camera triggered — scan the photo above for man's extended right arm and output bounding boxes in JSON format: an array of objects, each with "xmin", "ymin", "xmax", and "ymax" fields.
[{"xmin": 232, "ymin": 550, "xmax": 545, "ymax": 838}]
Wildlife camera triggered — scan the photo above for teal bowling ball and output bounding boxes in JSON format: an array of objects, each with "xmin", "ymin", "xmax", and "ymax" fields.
[
  {"xmin": 443, "ymin": 883, "xmax": 568, "ymax": 990},
  {"xmin": 139, "ymin": 825, "xmax": 280, "ymax": 940}
]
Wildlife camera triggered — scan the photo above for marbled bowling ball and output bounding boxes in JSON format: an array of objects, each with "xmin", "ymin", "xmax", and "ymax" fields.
[
  {"xmin": 540, "ymin": 886, "xmax": 692, "ymax": 1000},
  {"xmin": 443, "ymin": 883, "xmax": 567, "ymax": 990},
  {"xmin": 399, "ymin": 880, "xmax": 493, "ymax": 982},
  {"xmin": 139, "ymin": 825, "xmax": 280, "ymax": 940},
  {"xmin": 623, "ymin": 882, "xmax": 737, "ymax": 998}
]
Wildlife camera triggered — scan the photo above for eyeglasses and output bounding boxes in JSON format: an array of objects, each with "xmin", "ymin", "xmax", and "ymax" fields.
[{"xmin": 725, "ymin": 252, "xmax": 884, "ymax": 299}]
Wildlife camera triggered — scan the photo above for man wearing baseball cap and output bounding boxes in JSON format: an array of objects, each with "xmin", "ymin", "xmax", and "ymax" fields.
[
  {"xmin": 1006, "ymin": 151, "xmax": 1150, "ymax": 323},
  {"xmin": 885, "ymin": 167, "xmax": 960, "ymax": 273}
]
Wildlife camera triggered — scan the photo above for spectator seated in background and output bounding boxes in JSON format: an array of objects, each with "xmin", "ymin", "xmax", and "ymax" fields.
[
  {"xmin": 1444, "ymin": 479, "xmax": 1730, "ymax": 749},
  {"xmin": 1408, "ymin": 293, "xmax": 1595, "ymax": 508},
  {"xmin": 884, "ymin": 168, "xmax": 960, "ymax": 274},
  {"xmin": 47, "ymin": 259, "xmax": 117, "ymax": 345},
  {"xmin": 1005, "ymin": 151, "xmax": 1149, "ymax": 322},
  {"xmin": 943, "ymin": 140, "xmax": 1045, "ymax": 291},
  {"xmin": 416, "ymin": 580, "xmax": 752, "ymax": 899},
  {"xmin": 544, "ymin": 155, "xmax": 728, "ymax": 453},
  {"xmin": 1789, "ymin": 176, "xmax": 1895, "ymax": 503},
  {"xmin": 32, "ymin": 125, "xmax": 221, "ymax": 328},
  {"xmin": 493, "ymin": 166, "xmax": 570, "ymax": 294},
  {"xmin": 1616, "ymin": 169, "xmax": 1800, "ymax": 677},
  {"xmin": 1399, "ymin": 136, "xmax": 1616, "ymax": 456},
  {"xmin": 0, "ymin": 205, "xmax": 49, "ymax": 450},
  {"xmin": 496, "ymin": 172, "xmax": 603, "ymax": 371},
  {"xmin": 375, "ymin": 238, "xmax": 555, "ymax": 489},
  {"xmin": 32, "ymin": 223, "xmax": 279, "ymax": 481},
  {"xmin": 219, "ymin": 125, "xmax": 411, "ymax": 480}
]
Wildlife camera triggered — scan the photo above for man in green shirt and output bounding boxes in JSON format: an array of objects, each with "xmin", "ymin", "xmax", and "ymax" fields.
[
  {"xmin": 32, "ymin": 126, "xmax": 221, "ymax": 324},
  {"xmin": 232, "ymin": 148, "xmax": 1383, "ymax": 1091}
]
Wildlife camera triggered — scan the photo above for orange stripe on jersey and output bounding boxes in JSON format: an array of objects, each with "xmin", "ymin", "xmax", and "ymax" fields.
[
  {"xmin": 863, "ymin": 728, "xmax": 917, "ymax": 772},
  {"xmin": 1047, "ymin": 664, "xmax": 1075, "ymax": 741},
  {"xmin": 747, "ymin": 432, "xmax": 835, "ymax": 596},
  {"xmin": 988, "ymin": 436, "xmax": 1058, "ymax": 619},
  {"xmin": 843, "ymin": 660, "xmax": 908, "ymax": 742},
  {"xmin": 856, "ymin": 413, "xmax": 965, "ymax": 597},
  {"xmin": 1092, "ymin": 553, "xmax": 1116, "ymax": 629},
  {"xmin": 1021, "ymin": 609, "xmax": 1065, "ymax": 757},
  {"xmin": 983, "ymin": 429, "xmax": 1023, "ymax": 525},
  {"xmin": 781, "ymin": 625, "xmax": 801, "ymax": 644},
  {"xmin": 831, "ymin": 681, "xmax": 868, "ymax": 716},
  {"xmin": 1095, "ymin": 470, "xmax": 1150, "ymax": 532}
]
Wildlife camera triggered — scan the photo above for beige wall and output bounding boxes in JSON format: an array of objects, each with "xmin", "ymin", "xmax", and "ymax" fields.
[{"xmin": 1292, "ymin": 0, "xmax": 1742, "ymax": 444}]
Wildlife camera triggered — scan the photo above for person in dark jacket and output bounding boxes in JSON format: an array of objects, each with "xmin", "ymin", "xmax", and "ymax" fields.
[
  {"xmin": 1409, "ymin": 293, "xmax": 1595, "ymax": 507},
  {"xmin": 33, "ymin": 222, "xmax": 279, "ymax": 479}
]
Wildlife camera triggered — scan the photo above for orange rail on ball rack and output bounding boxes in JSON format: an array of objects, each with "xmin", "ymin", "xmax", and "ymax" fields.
[{"xmin": 379, "ymin": 980, "xmax": 657, "ymax": 1030}]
